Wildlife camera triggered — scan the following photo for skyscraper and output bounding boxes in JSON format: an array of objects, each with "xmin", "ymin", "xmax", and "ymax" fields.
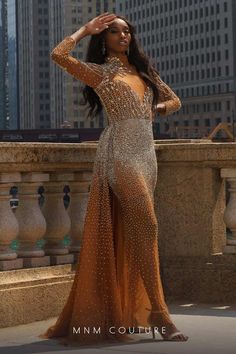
[
  {"xmin": 49, "ymin": 0, "xmax": 64, "ymax": 128},
  {"xmin": 0, "ymin": 0, "xmax": 18, "ymax": 130},
  {"xmin": 0, "ymin": 0, "xmax": 7, "ymax": 129},
  {"xmin": 17, "ymin": 0, "xmax": 51, "ymax": 129},
  {"xmin": 1, "ymin": 0, "xmax": 116, "ymax": 131},
  {"xmin": 116, "ymin": 0, "xmax": 236, "ymax": 138},
  {"xmin": 7, "ymin": 0, "xmax": 18, "ymax": 129},
  {"xmin": 49, "ymin": 0, "xmax": 116, "ymax": 129}
]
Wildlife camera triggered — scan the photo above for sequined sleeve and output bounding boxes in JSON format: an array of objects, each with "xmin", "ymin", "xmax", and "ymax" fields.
[
  {"xmin": 50, "ymin": 36, "xmax": 104, "ymax": 88},
  {"xmin": 155, "ymin": 73, "xmax": 182, "ymax": 116}
]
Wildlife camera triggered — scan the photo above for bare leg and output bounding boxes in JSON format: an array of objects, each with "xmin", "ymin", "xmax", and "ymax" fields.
[
  {"xmin": 119, "ymin": 193, "xmax": 188, "ymax": 341},
  {"xmin": 119, "ymin": 193, "xmax": 172, "ymax": 321}
]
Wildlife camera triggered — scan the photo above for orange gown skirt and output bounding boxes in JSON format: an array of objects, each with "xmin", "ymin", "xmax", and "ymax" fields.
[{"xmin": 39, "ymin": 118, "xmax": 173, "ymax": 346}]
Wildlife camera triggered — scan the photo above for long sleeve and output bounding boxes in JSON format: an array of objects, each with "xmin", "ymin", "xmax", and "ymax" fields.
[
  {"xmin": 50, "ymin": 36, "xmax": 104, "ymax": 88},
  {"xmin": 155, "ymin": 73, "xmax": 182, "ymax": 116}
]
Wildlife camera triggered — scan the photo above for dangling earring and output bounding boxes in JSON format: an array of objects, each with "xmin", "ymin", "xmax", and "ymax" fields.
[
  {"xmin": 102, "ymin": 40, "xmax": 106, "ymax": 55},
  {"xmin": 126, "ymin": 46, "xmax": 130, "ymax": 56}
]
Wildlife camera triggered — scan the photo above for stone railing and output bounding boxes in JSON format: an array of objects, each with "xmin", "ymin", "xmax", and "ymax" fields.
[
  {"xmin": 0, "ymin": 142, "xmax": 97, "ymax": 271},
  {"xmin": 153, "ymin": 139, "xmax": 236, "ymax": 257},
  {"xmin": 0, "ymin": 140, "xmax": 235, "ymax": 272}
]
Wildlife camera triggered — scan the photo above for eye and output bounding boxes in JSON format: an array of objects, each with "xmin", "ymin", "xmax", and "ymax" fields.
[{"xmin": 108, "ymin": 28, "xmax": 130, "ymax": 34}]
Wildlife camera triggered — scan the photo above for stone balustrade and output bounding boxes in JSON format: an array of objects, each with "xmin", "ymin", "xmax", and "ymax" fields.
[
  {"xmin": 0, "ymin": 142, "xmax": 96, "ymax": 271},
  {"xmin": 0, "ymin": 140, "xmax": 235, "ymax": 272}
]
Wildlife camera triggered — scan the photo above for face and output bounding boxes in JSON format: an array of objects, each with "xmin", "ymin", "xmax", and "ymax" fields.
[{"xmin": 104, "ymin": 18, "xmax": 132, "ymax": 55}]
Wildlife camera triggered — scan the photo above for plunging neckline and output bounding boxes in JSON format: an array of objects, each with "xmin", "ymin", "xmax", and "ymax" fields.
[
  {"xmin": 105, "ymin": 55, "xmax": 150, "ymax": 106},
  {"xmin": 114, "ymin": 79, "xmax": 150, "ymax": 106}
]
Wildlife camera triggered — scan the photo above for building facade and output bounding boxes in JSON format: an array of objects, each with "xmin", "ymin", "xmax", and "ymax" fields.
[
  {"xmin": 0, "ymin": 0, "xmax": 18, "ymax": 130},
  {"xmin": 116, "ymin": 0, "xmax": 236, "ymax": 138},
  {"xmin": 17, "ymin": 0, "xmax": 51, "ymax": 129},
  {"xmin": 7, "ymin": 0, "xmax": 18, "ymax": 129},
  {"xmin": 49, "ymin": 0, "xmax": 116, "ymax": 129},
  {"xmin": 0, "ymin": 0, "xmax": 7, "ymax": 129},
  {"xmin": 48, "ymin": 0, "xmax": 64, "ymax": 128}
]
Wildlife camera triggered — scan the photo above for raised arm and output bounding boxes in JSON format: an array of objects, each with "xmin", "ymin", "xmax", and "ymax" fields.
[
  {"xmin": 50, "ymin": 13, "xmax": 117, "ymax": 88},
  {"xmin": 50, "ymin": 36, "xmax": 104, "ymax": 88},
  {"xmin": 155, "ymin": 73, "xmax": 182, "ymax": 116}
]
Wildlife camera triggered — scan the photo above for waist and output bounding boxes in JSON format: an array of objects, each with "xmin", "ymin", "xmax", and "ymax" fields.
[{"xmin": 107, "ymin": 116, "xmax": 152, "ymax": 127}]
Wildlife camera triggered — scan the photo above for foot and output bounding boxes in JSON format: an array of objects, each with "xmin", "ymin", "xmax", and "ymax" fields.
[
  {"xmin": 160, "ymin": 323, "xmax": 188, "ymax": 341},
  {"xmin": 146, "ymin": 308, "xmax": 188, "ymax": 342}
]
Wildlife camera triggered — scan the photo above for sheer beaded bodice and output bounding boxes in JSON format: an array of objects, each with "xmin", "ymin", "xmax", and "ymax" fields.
[
  {"xmin": 94, "ymin": 57, "xmax": 154, "ymax": 124},
  {"xmin": 50, "ymin": 36, "xmax": 181, "ymax": 125}
]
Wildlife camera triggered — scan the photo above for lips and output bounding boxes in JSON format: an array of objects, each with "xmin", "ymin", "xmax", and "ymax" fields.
[{"xmin": 119, "ymin": 41, "xmax": 128, "ymax": 45}]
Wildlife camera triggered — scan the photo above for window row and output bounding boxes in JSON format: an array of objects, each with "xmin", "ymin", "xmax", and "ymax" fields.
[
  {"xmin": 39, "ymin": 72, "xmax": 49, "ymax": 78},
  {"xmin": 38, "ymin": 29, "xmax": 48, "ymax": 35},
  {"xmin": 161, "ymin": 66, "xmax": 230, "ymax": 84},
  {"xmin": 158, "ymin": 51, "xmax": 229, "ymax": 71},
  {"xmin": 176, "ymin": 83, "xmax": 231, "ymax": 98},
  {"xmin": 129, "ymin": 0, "xmax": 225, "ymax": 13},
  {"xmin": 38, "ymin": 19, "xmax": 48, "ymax": 25},
  {"xmin": 39, "ymin": 83, "xmax": 49, "ymax": 89},
  {"xmin": 39, "ymin": 61, "xmax": 49, "ymax": 68},
  {"xmin": 181, "ymin": 101, "xmax": 232, "ymax": 114},
  {"xmin": 39, "ymin": 93, "xmax": 50, "ymax": 100},
  {"xmin": 154, "ymin": 22, "xmax": 228, "ymax": 38},
  {"xmin": 39, "ymin": 103, "xmax": 50, "ymax": 110},
  {"xmin": 132, "ymin": 12, "xmax": 228, "ymax": 28},
  {"xmin": 38, "ymin": 8, "xmax": 48, "ymax": 15},
  {"xmin": 173, "ymin": 116, "xmax": 230, "ymax": 129},
  {"xmin": 38, "ymin": 39, "xmax": 49, "ymax": 46},
  {"xmin": 143, "ymin": 33, "xmax": 229, "ymax": 48}
]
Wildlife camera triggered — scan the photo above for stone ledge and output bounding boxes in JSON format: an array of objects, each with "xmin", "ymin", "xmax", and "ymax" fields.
[
  {"xmin": 0, "ymin": 264, "xmax": 75, "ymax": 284},
  {"xmin": 1, "ymin": 255, "xmax": 236, "ymax": 328},
  {"xmin": 0, "ymin": 264, "xmax": 76, "ymax": 328},
  {"xmin": 162, "ymin": 254, "xmax": 236, "ymax": 268},
  {"xmin": 162, "ymin": 254, "xmax": 236, "ymax": 303},
  {"xmin": 0, "ymin": 258, "xmax": 23, "ymax": 271}
]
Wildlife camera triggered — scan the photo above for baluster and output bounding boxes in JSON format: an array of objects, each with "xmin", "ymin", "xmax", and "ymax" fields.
[
  {"xmin": 67, "ymin": 171, "xmax": 92, "ymax": 261},
  {"xmin": 0, "ymin": 173, "xmax": 22, "ymax": 271},
  {"xmin": 42, "ymin": 173, "xmax": 74, "ymax": 265},
  {"xmin": 15, "ymin": 172, "xmax": 50, "ymax": 268}
]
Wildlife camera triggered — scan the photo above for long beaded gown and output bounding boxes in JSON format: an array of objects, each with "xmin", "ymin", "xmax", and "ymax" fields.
[{"xmin": 39, "ymin": 36, "xmax": 182, "ymax": 346}]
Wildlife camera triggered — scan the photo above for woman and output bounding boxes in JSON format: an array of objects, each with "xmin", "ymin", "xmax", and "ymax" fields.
[{"xmin": 39, "ymin": 12, "xmax": 188, "ymax": 346}]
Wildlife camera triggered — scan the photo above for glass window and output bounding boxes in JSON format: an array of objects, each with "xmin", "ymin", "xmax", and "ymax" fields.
[{"xmin": 205, "ymin": 119, "xmax": 210, "ymax": 127}]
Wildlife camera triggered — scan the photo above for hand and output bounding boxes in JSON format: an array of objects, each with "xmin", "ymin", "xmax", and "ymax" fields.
[
  {"xmin": 84, "ymin": 12, "xmax": 117, "ymax": 35},
  {"xmin": 156, "ymin": 103, "xmax": 166, "ymax": 114}
]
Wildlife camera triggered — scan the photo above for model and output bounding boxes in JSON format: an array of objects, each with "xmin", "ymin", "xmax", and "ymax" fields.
[{"xmin": 39, "ymin": 12, "xmax": 188, "ymax": 346}]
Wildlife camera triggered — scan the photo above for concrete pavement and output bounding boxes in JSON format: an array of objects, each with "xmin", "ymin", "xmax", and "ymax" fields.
[{"xmin": 0, "ymin": 302, "xmax": 235, "ymax": 354}]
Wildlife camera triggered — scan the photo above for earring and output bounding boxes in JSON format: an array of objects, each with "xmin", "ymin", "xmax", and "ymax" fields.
[
  {"xmin": 126, "ymin": 46, "xmax": 130, "ymax": 56},
  {"xmin": 102, "ymin": 41, "xmax": 106, "ymax": 55}
]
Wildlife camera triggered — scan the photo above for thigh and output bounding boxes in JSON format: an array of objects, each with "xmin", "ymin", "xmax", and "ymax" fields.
[{"xmin": 108, "ymin": 160, "xmax": 151, "ymax": 202}]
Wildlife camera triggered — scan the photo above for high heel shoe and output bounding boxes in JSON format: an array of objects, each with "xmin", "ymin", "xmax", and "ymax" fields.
[{"xmin": 145, "ymin": 307, "xmax": 189, "ymax": 341}]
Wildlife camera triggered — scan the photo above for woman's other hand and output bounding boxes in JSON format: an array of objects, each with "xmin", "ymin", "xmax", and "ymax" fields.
[{"xmin": 156, "ymin": 103, "xmax": 166, "ymax": 114}]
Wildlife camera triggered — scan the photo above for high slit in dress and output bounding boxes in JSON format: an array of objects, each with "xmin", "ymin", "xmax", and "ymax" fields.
[{"xmin": 39, "ymin": 36, "xmax": 182, "ymax": 346}]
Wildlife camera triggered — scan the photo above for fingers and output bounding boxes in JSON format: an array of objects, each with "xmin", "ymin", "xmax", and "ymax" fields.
[
  {"xmin": 96, "ymin": 12, "xmax": 116, "ymax": 20},
  {"xmin": 101, "ymin": 14, "xmax": 117, "ymax": 22},
  {"xmin": 105, "ymin": 19, "xmax": 117, "ymax": 25},
  {"xmin": 96, "ymin": 12, "xmax": 109, "ymax": 19}
]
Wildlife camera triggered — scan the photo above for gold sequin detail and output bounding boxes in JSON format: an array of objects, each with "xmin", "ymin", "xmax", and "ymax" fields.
[
  {"xmin": 50, "ymin": 36, "xmax": 182, "ymax": 121},
  {"xmin": 40, "ymin": 36, "xmax": 182, "ymax": 346}
]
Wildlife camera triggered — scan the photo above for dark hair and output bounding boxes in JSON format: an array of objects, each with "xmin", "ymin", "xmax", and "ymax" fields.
[{"xmin": 80, "ymin": 15, "xmax": 160, "ymax": 120}]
